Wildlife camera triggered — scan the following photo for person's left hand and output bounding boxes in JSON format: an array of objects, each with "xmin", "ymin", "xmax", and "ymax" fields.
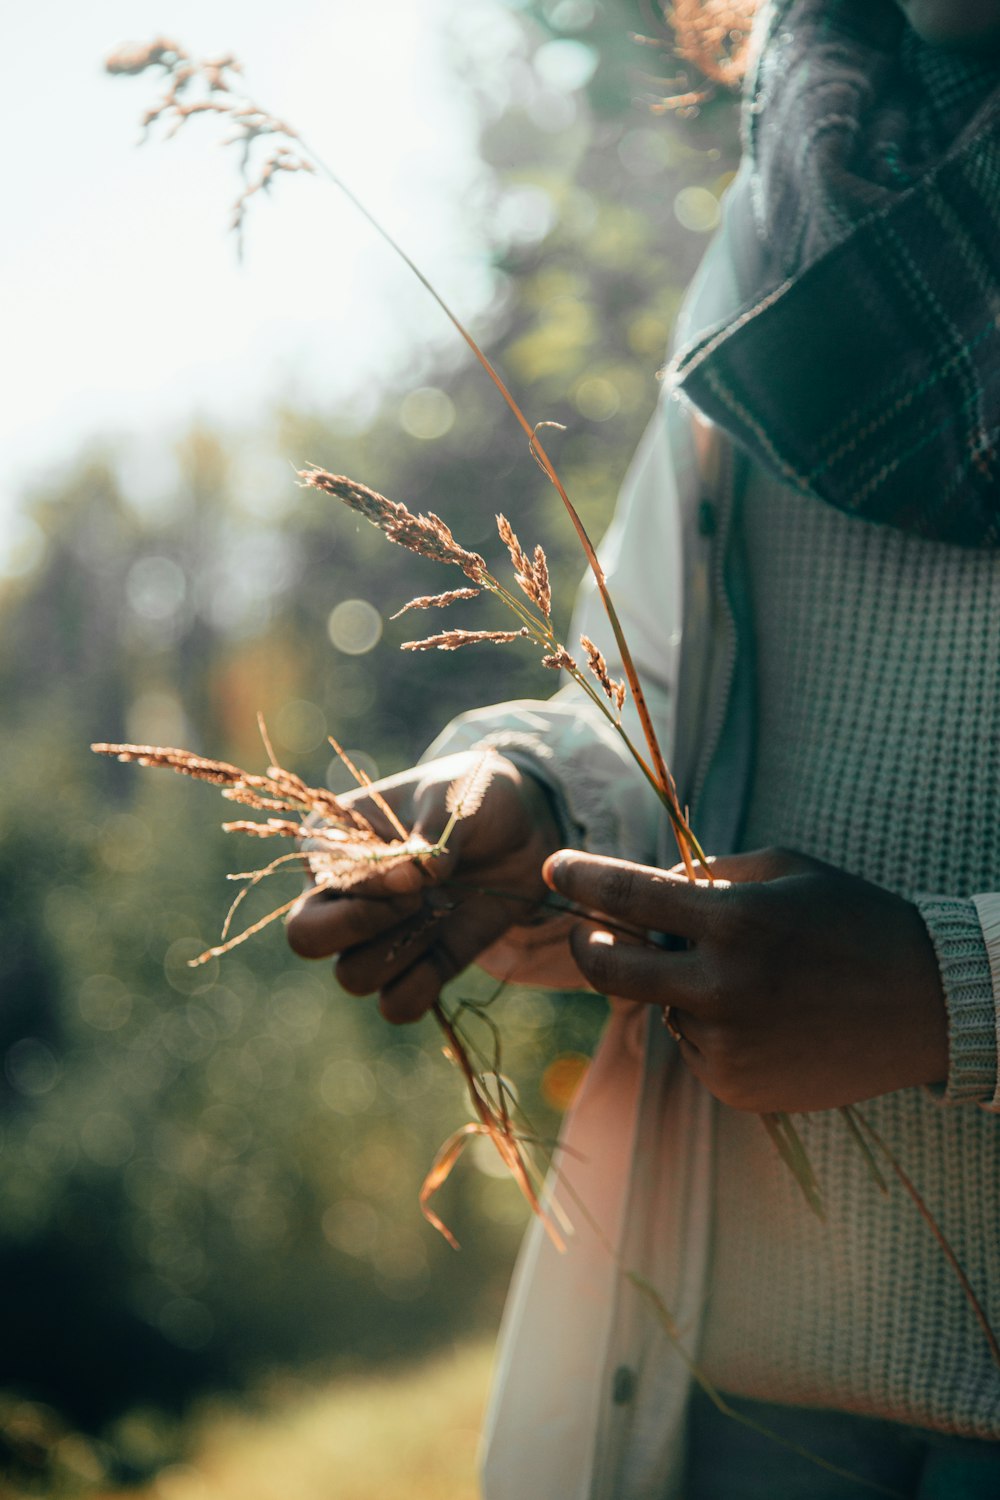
[{"xmin": 543, "ymin": 845, "xmax": 949, "ymax": 1113}]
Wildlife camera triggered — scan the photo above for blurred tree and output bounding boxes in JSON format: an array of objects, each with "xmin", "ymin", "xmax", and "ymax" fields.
[{"xmin": 0, "ymin": 0, "xmax": 739, "ymax": 1464}]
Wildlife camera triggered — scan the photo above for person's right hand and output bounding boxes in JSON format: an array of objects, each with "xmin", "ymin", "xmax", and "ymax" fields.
[{"xmin": 285, "ymin": 751, "xmax": 565, "ymax": 1023}]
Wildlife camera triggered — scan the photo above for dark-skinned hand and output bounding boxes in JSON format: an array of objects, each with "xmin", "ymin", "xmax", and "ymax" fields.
[
  {"xmin": 285, "ymin": 751, "xmax": 564, "ymax": 1023},
  {"xmin": 543, "ymin": 845, "xmax": 950, "ymax": 1113}
]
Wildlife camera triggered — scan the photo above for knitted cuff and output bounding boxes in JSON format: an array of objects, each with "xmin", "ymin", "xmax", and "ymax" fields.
[{"xmin": 914, "ymin": 895, "xmax": 997, "ymax": 1106}]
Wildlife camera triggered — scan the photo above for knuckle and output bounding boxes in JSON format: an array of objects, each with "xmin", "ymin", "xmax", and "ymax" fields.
[
  {"xmin": 597, "ymin": 862, "xmax": 636, "ymax": 916},
  {"xmin": 575, "ymin": 931, "xmax": 615, "ymax": 992}
]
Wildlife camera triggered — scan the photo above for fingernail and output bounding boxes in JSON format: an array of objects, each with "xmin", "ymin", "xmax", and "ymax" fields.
[{"xmin": 542, "ymin": 852, "xmax": 567, "ymax": 891}]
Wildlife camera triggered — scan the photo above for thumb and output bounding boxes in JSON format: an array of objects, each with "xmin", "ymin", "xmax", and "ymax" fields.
[{"xmin": 379, "ymin": 778, "xmax": 464, "ymax": 895}]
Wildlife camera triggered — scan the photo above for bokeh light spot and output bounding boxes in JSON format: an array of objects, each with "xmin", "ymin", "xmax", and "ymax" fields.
[
  {"xmin": 5, "ymin": 1038, "xmax": 60, "ymax": 1097},
  {"xmin": 399, "ymin": 386, "xmax": 456, "ymax": 441},
  {"xmin": 275, "ymin": 697, "xmax": 327, "ymax": 755},
  {"xmin": 319, "ymin": 1058, "xmax": 376, "ymax": 1115},
  {"xmin": 78, "ymin": 974, "xmax": 133, "ymax": 1032},
  {"xmin": 673, "ymin": 185, "xmax": 722, "ymax": 234},
  {"xmin": 327, "ymin": 598, "xmax": 382, "ymax": 656},
  {"xmin": 126, "ymin": 556, "xmax": 187, "ymax": 622},
  {"xmin": 164, "ymin": 938, "xmax": 218, "ymax": 994},
  {"xmin": 471, "ymin": 1132, "xmax": 514, "ymax": 1180},
  {"xmin": 574, "ymin": 376, "xmax": 621, "ymax": 422},
  {"xmin": 541, "ymin": 1051, "xmax": 589, "ymax": 1112},
  {"xmin": 546, "ymin": 0, "xmax": 597, "ymax": 29},
  {"xmin": 533, "ymin": 38, "xmax": 598, "ymax": 91},
  {"xmin": 495, "ymin": 185, "xmax": 557, "ymax": 246}
]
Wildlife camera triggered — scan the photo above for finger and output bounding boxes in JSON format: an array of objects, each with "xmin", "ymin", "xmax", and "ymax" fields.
[
  {"xmin": 544, "ymin": 851, "xmax": 715, "ymax": 940},
  {"xmin": 285, "ymin": 888, "xmax": 422, "ymax": 960},
  {"xmin": 334, "ymin": 890, "xmax": 463, "ymax": 995},
  {"xmin": 568, "ymin": 923, "xmax": 702, "ymax": 1007},
  {"xmin": 376, "ymin": 893, "xmax": 525, "ymax": 1024}
]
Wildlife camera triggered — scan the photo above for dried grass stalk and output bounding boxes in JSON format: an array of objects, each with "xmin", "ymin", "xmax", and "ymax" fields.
[
  {"xmin": 402, "ymin": 629, "xmax": 528, "ymax": 652},
  {"xmin": 496, "ymin": 515, "xmax": 551, "ymax": 618},
  {"xmin": 542, "ymin": 646, "xmax": 579, "ymax": 673},
  {"xmin": 92, "ymin": 729, "xmax": 564, "ymax": 1252},
  {"xmin": 298, "ymin": 469, "xmax": 486, "ymax": 581},
  {"xmin": 390, "ymin": 587, "xmax": 481, "ymax": 620},
  {"xmin": 105, "ymin": 38, "xmax": 312, "ymax": 256},
  {"xmin": 580, "ymin": 635, "xmax": 627, "ymax": 714}
]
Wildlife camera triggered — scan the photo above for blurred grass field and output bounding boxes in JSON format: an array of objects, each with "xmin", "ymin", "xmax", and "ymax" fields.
[{"xmin": 126, "ymin": 1340, "xmax": 493, "ymax": 1500}]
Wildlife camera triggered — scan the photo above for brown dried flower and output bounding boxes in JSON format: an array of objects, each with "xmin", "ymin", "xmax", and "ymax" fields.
[
  {"xmin": 542, "ymin": 646, "xmax": 579, "ymax": 673},
  {"xmin": 299, "ymin": 469, "xmax": 486, "ymax": 582},
  {"xmin": 580, "ymin": 635, "xmax": 627, "ymax": 713}
]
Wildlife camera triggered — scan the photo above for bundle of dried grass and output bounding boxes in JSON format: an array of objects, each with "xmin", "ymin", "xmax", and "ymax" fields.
[{"xmin": 91, "ymin": 729, "xmax": 563, "ymax": 1250}]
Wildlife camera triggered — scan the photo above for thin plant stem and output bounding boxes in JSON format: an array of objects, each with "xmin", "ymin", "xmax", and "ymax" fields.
[
  {"xmin": 297, "ymin": 141, "xmax": 704, "ymax": 874},
  {"xmin": 850, "ymin": 1106, "xmax": 1000, "ymax": 1369}
]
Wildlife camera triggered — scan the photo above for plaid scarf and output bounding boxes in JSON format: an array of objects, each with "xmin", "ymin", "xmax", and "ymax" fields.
[{"xmin": 669, "ymin": 0, "xmax": 1000, "ymax": 547}]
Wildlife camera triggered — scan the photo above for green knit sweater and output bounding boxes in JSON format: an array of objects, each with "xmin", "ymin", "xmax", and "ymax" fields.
[{"xmin": 697, "ymin": 462, "xmax": 1000, "ymax": 1436}]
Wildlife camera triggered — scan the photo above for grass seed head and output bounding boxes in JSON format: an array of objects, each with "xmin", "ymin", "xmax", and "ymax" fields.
[
  {"xmin": 496, "ymin": 514, "xmax": 551, "ymax": 618},
  {"xmin": 299, "ymin": 469, "xmax": 487, "ymax": 581},
  {"xmin": 445, "ymin": 749, "xmax": 500, "ymax": 820},
  {"xmin": 402, "ymin": 628, "xmax": 528, "ymax": 652},
  {"xmin": 541, "ymin": 646, "xmax": 578, "ymax": 673},
  {"xmin": 390, "ymin": 587, "xmax": 481, "ymax": 620},
  {"xmin": 580, "ymin": 635, "xmax": 627, "ymax": 713}
]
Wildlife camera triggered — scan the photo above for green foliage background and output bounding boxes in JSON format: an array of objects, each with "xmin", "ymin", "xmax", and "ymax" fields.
[{"xmin": 0, "ymin": 0, "xmax": 738, "ymax": 1466}]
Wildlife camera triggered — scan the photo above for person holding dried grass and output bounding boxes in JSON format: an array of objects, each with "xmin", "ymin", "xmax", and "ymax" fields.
[{"xmin": 288, "ymin": 1, "xmax": 1000, "ymax": 1495}]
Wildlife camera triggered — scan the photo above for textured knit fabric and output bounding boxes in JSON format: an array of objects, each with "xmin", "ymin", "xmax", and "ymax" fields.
[
  {"xmin": 697, "ymin": 463, "xmax": 1000, "ymax": 1434},
  {"xmin": 669, "ymin": 0, "xmax": 1000, "ymax": 546}
]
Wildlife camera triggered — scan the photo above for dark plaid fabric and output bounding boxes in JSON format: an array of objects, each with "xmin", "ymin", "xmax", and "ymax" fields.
[{"xmin": 669, "ymin": 0, "xmax": 1000, "ymax": 547}]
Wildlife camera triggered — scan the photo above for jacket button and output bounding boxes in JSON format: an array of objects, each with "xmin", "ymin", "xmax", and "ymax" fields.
[
  {"xmin": 697, "ymin": 499, "xmax": 717, "ymax": 537},
  {"xmin": 612, "ymin": 1365, "xmax": 636, "ymax": 1405}
]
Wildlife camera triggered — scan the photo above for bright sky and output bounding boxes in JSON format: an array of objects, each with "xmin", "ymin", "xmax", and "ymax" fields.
[{"xmin": 2, "ymin": 0, "xmax": 520, "ymax": 571}]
